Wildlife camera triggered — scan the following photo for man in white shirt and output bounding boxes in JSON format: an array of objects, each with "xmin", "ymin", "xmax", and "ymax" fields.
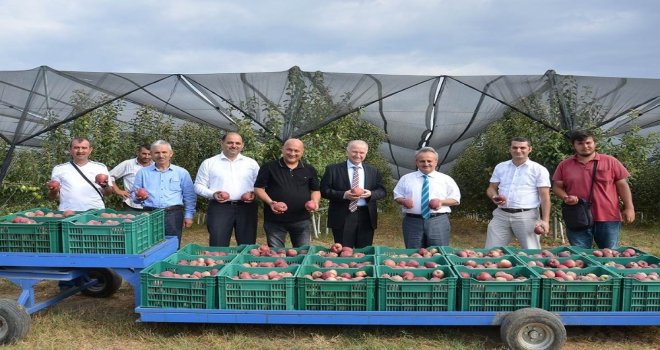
[
  {"xmin": 109, "ymin": 144, "xmax": 153, "ymax": 210},
  {"xmin": 194, "ymin": 132, "xmax": 260, "ymax": 246},
  {"xmin": 485, "ymin": 137, "xmax": 551, "ymax": 249},
  {"xmin": 393, "ymin": 147, "xmax": 461, "ymax": 248},
  {"xmin": 48, "ymin": 137, "xmax": 113, "ymax": 211}
]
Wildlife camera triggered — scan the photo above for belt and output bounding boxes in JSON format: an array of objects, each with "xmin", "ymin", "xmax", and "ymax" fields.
[
  {"xmin": 217, "ymin": 200, "xmax": 245, "ymax": 205},
  {"xmin": 144, "ymin": 205, "xmax": 184, "ymax": 212},
  {"xmin": 500, "ymin": 208, "xmax": 535, "ymax": 213},
  {"xmin": 406, "ymin": 213, "xmax": 447, "ymax": 219}
]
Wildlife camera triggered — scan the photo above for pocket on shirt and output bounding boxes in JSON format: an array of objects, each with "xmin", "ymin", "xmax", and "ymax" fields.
[{"xmin": 169, "ymin": 179, "xmax": 182, "ymax": 191}]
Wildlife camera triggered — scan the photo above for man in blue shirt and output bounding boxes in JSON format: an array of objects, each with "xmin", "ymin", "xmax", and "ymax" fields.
[{"xmin": 133, "ymin": 140, "xmax": 196, "ymax": 247}]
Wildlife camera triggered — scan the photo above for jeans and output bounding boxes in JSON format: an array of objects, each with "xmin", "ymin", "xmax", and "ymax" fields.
[
  {"xmin": 264, "ymin": 220, "xmax": 311, "ymax": 248},
  {"xmin": 567, "ymin": 221, "xmax": 621, "ymax": 249},
  {"xmin": 402, "ymin": 214, "xmax": 450, "ymax": 248}
]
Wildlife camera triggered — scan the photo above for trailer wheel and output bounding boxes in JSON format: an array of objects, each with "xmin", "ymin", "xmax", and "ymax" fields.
[
  {"xmin": 500, "ymin": 308, "xmax": 566, "ymax": 350},
  {"xmin": 81, "ymin": 269, "xmax": 123, "ymax": 298},
  {"xmin": 0, "ymin": 299, "xmax": 31, "ymax": 344}
]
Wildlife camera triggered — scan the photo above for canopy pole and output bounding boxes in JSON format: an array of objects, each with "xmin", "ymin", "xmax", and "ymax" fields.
[
  {"xmin": 0, "ymin": 144, "xmax": 16, "ymax": 184},
  {"xmin": 545, "ymin": 70, "xmax": 573, "ymax": 131}
]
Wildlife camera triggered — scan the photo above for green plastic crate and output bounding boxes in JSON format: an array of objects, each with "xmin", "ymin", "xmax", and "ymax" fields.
[
  {"xmin": 533, "ymin": 266, "xmax": 622, "ymax": 312},
  {"xmin": 231, "ymin": 254, "xmax": 305, "ymax": 268},
  {"xmin": 591, "ymin": 256, "xmax": 660, "ymax": 270},
  {"xmin": 218, "ymin": 265, "xmax": 298, "ymax": 310},
  {"xmin": 164, "ymin": 252, "xmax": 237, "ymax": 266},
  {"xmin": 453, "ymin": 266, "xmax": 540, "ymax": 311},
  {"xmin": 88, "ymin": 208, "xmax": 164, "ymax": 246},
  {"xmin": 376, "ymin": 266, "xmax": 457, "ymax": 311},
  {"xmin": 61, "ymin": 213, "xmax": 151, "ymax": 254},
  {"xmin": 506, "ymin": 246, "xmax": 579, "ymax": 258},
  {"xmin": 295, "ymin": 265, "xmax": 376, "ymax": 311},
  {"xmin": 571, "ymin": 246, "xmax": 650, "ymax": 258},
  {"xmin": 307, "ymin": 245, "xmax": 375, "ymax": 257},
  {"xmin": 376, "ymin": 255, "xmax": 448, "ymax": 268},
  {"xmin": 374, "ymin": 246, "xmax": 443, "ymax": 257},
  {"xmin": 179, "ymin": 243, "xmax": 247, "ymax": 256},
  {"xmin": 620, "ymin": 268, "xmax": 660, "ymax": 311},
  {"xmin": 0, "ymin": 213, "xmax": 61, "ymax": 252},
  {"xmin": 516, "ymin": 255, "xmax": 599, "ymax": 269},
  {"xmin": 304, "ymin": 255, "xmax": 375, "ymax": 268},
  {"xmin": 242, "ymin": 244, "xmax": 310, "ymax": 257},
  {"xmin": 441, "ymin": 246, "xmax": 513, "ymax": 257},
  {"xmin": 446, "ymin": 255, "xmax": 524, "ymax": 268},
  {"xmin": 140, "ymin": 261, "xmax": 219, "ymax": 309}
]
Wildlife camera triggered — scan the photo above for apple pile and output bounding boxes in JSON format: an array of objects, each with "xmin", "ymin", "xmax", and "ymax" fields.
[
  {"xmin": 8, "ymin": 216, "xmax": 37, "ymax": 224},
  {"xmin": 539, "ymin": 269, "xmax": 612, "ymax": 281},
  {"xmin": 315, "ymin": 259, "xmax": 372, "ymax": 268},
  {"xmin": 526, "ymin": 258, "xmax": 586, "ymax": 268},
  {"xmin": 98, "ymin": 212, "xmax": 140, "ymax": 219},
  {"xmin": 198, "ymin": 250, "xmax": 231, "ymax": 257},
  {"xmin": 459, "ymin": 271, "xmax": 528, "ymax": 281},
  {"xmin": 315, "ymin": 243, "xmax": 366, "ymax": 258},
  {"xmin": 156, "ymin": 269, "xmax": 219, "ymax": 278},
  {"xmin": 75, "ymin": 219, "xmax": 124, "ymax": 225},
  {"xmin": 515, "ymin": 249, "xmax": 573, "ymax": 258},
  {"xmin": 176, "ymin": 257, "xmax": 231, "ymax": 266},
  {"xmin": 454, "ymin": 248, "xmax": 506, "ymax": 258},
  {"xmin": 248, "ymin": 244, "xmax": 307, "ymax": 257},
  {"xmin": 241, "ymin": 258, "xmax": 295, "ymax": 268},
  {"xmin": 303, "ymin": 269, "xmax": 368, "ymax": 281},
  {"xmin": 382, "ymin": 247, "xmax": 441, "ymax": 258},
  {"xmin": 591, "ymin": 247, "xmax": 640, "ymax": 258},
  {"xmin": 602, "ymin": 260, "xmax": 658, "ymax": 269},
  {"xmin": 381, "ymin": 269, "xmax": 446, "ymax": 281},
  {"xmin": 232, "ymin": 270, "xmax": 294, "ymax": 280},
  {"xmin": 461, "ymin": 258, "xmax": 514, "ymax": 269},
  {"xmin": 381, "ymin": 259, "xmax": 440, "ymax": 269},
  {"xmin": 625, "ymin": 271, "xmax": 659, "ymax": 281}
]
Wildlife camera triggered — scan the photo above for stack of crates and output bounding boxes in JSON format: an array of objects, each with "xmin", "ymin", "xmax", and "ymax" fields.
[{"xmin": 0, "ymin": 208, "xmax": 86, "ymax": 253}]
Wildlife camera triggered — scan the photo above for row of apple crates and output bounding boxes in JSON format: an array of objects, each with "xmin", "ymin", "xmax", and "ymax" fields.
[
  {"xmin": 0, "ymin": 208, "xmax": 165, "ymax": 254},
  {"xmin": 140, "ymin": 244, "xmax": 659, "ymax": 313}
]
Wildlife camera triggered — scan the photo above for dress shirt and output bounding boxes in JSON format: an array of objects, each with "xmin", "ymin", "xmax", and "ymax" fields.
[
  {"xmin": 490, "ymin": 159, "xmax": 550, "ymax": 209},
  {"xmin": 347, "ymin": 160, "xmax": 367, "ymax": 206},
  {"xmin": 132, "ymin": 164, "xmax": 196, "ymax": 219},
  {"xmin": 393, "ymin": 170, "xmax": 461, "ymax": 214},
  {"xmin": 194, "ymin": 153, "xmax": 259, "ymax": 200}
]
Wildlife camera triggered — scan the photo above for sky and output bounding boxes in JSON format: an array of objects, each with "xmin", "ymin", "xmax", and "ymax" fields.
[{"xmin": 2, "ymin": 0, "xmax": 660, "ymax": 78}]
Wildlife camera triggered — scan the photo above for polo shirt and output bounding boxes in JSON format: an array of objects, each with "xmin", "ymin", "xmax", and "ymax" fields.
[
  {"xmin": 489, "ymin": 159, "xmax": 550, "ymax": 209},
  {"xmin": 552, "ymin": 153, "xmax": 630, "ymax": 221},
  {"xmin": 254, "ymin": 158, "xmax": 320, "ymax": 223}
]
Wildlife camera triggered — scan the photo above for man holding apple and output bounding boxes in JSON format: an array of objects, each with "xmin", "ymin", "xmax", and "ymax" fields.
[
  {"xmin": 132, "ymin": 140, "xmax": 196, "ymax": 247},
  {"xmin": 48, "ymin": 137, "xmax": 113, "ymax": 211},
  {"xmin": 194, "ymin": 132, "xmax": 260, "ymax": 246},
  {"xmin": 484, "ymin": 137, "xmax": 551, "ymax": 249},
  {"xmin": 393, "ymin": 147, "xmax": 461, "ymax": 248},
  {"xmin": 320, "ymin": 140, "xmax": 387, "ymax": 248},
  {"xmin": 109, "ymin": 144, "xmax": 153, "ymax": 210},
  {"xmin": 254, "ymin": 138, "xmax": 321, "ymax": 248}
]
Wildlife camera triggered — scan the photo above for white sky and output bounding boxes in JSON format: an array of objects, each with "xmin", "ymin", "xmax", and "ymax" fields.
[{"xmin": 2, "ymin": 0, "xmax": 659, "ymax": 78}]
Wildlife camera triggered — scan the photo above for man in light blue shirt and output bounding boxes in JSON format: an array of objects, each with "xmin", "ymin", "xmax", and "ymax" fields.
[{"xmin": 133, "ymin": 140, "xmax": 196, "ymax": 247}]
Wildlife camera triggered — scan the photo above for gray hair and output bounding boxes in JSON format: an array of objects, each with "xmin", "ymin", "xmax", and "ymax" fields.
[
  {"xmin": 415, "ymin": 146, "xmax": 438, "ymax": 160},
  {"xmin": 151, "ymin": 140, "xmax": 172, "ymax": 152},
  {"xmin": 346, "ymin": 140, "xmax": 368, "ymax": 151}
]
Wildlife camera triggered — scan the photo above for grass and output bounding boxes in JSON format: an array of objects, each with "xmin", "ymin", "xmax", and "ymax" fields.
[{"xmin": 1, "ymin": 209, "xmax": 658, "ymax": 349}]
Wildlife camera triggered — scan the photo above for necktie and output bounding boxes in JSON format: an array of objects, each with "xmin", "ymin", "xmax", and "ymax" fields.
[
  {"xmin": 421, "ymin": 174, "xmax": 430, "ymax": 219},
  {"xmin": 349, "ymin": 166, "xmax": 359, "ymax": 212}
]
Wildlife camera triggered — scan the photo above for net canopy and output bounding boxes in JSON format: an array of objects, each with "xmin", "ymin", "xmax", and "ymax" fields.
[{"xmin": 1, "ymin": 65, "xmax": 659, "ymax": 181}]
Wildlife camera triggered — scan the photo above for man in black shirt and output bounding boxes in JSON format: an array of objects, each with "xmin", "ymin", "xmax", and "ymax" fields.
[{"xmin": 254, "ymin": 138, "xmax": 321, "ymax": 247}]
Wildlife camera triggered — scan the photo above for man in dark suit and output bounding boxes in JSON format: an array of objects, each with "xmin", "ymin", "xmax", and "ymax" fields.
[{"xmin": 320, "ymin": 140, "xmax": 387, "ymax": 248}]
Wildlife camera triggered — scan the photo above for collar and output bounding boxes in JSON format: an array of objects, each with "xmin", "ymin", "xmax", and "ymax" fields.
[
  {"xmin": 220, "ymin": 152, "xmax": 244, "ymax": 161},
  {"xmin": 416, "ymin": 170, "xmax": 436, "ymax": 178},
  {"xmin": 571, "ymin": 152, "xmax": 601, "ymax": 163},
  {"xmin": 135, "ymin": 158, "xmax": 153, "ymax": 166},
  {"xmin": 346, "ymin": 160, "xmax": 362, "ymax": 169}
]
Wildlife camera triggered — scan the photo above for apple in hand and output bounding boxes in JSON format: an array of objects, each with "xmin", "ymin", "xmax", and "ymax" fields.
[
  {"xmin": 305, "ymin": 200, "xmax": 317, "ymax": 211},
  {"xmin": 240, "ymin": 192, "xmax": 254, "ymax": 202},
  {"xmin": 135, "ymin": 188, "xmax": 149, "ymax": 200},
  {"xmin": 95, "ymin": 174, "xmax": 108, "ymax": 185},
  {"xmin": 401, "ymin": 198, "xmax": 413, "ymax": 209},
  {"xmin": 534, "ymin": 225, "xmax": 546, "ymax": 235},
  {"xmin": 47, "ymin": 180, "xmax": 61, "ymax": 191},
  {"xmin": 429, "ymin": 198, "xmax": 441, "ymax": 210},
  {"xmin": 351, "ymin": 187, "xmax": 364, "ymax": 196},
  {"xmin": 273, "ymin": 202, "xmax": 288, "ymax": 213},
  {"xmin": 492, "ymin": 195, "xmax": 505, "ymax": 204}
]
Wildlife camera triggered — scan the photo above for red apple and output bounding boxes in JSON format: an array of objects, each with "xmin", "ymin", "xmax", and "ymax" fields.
[
  {"xmin": 492, "ymin": 195, "xmax": 504, "ymax": 203},
  {"xmin": 95, "ymin": 173, "xmax": 108, "ymax": 185},
  {"xmin": 136, "ymin": 188, "xmax": 149, "ymax": 199},
  {"xmin": 330, "ymin": 243, "xmax": 343, "ymax": 254},
  {"xmin": 351, "ymin": 187, "xmax": 364, "ymax": 196},
  {"xmin": 217, "ymin": 191, "xmax": 230, "ymax": 200},
  {"xmin": 47, "ymin": 180, "xmax": 61, "ymax": 190},
  {"xmin": 401, "ymin": 198, "xmax": 413, "ymax": 208},
  {"xmin": 273, "ymin": 202, "xmax": 287, "ymax": 212},
  {"xmin": 429, "ymin": 198, "xmax": 441, "ymax": 210},
  {"xmin": 534, "ymin": 225, "xmax": 545, "ymax": 235},
  {"xmin": 240, "ymin": 192, "xmax": 254, "ymax": 202},
  {"xmin": 497, "ymin": 259, "xmax": 513, "ymax": 268},
  {"xmin": 305, "ymin": 200, "xmax": 317, "ymax": 211}
]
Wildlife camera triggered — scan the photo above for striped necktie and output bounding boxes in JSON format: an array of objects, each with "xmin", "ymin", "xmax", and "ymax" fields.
[
  {"xmin": 421, "ymin": 174, "xmax": 430, "ymax": 219},
  {"xmin": 349, "ymin": 166, "xmax": 359, "ymax": 212}
]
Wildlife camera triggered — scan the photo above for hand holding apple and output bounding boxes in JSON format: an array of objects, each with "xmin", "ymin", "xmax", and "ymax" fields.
[
  {"xmin": 305, "ymin": 200, "xmax": 318, "ymax": 212},
  {"xmin": 563, "ymin": 195, "xmax": 579, "ymax": 205},
  {"xmin": 47, "ymin": 180, "xmax": 61, "ymax": 191},
  {"xmin": 400, "ymin": 198, "xmax": 413, "ymax": 209},
  {"xmin": 135, "ymin": 188, "xmax": 149, "ymax": 200},
  {"xmin": 271, "ymin": 201, "xmax": 287, "ymax": 213},
  {"xmin": 95, "ymin": 174, "xmax": 109, "ymax": 186},
  {"xmin": 214, "ymin": 191, "xmax": 230, "ymax": 202},
  {"xmin": 492, "ymin": 195, "xmax": 505, "ymax": 205},
  {"xmin": 429, "ymin": 198, "xmax": 441, "ymax": 210}
]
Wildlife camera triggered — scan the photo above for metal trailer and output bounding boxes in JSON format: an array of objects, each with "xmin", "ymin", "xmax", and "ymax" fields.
[{"xmin": 0, "ymin": 237, "xmax": 178, "ymax": 345}]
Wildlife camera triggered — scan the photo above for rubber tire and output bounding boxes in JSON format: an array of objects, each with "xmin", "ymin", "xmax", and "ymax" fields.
[
  {"xmin": 0, "ymin": 299, "xmax": 31, "ymax": 345},
  {"xmin": 81, "ymin": 268, "xmax": 123, "ymax": 298},
  {"xmin": 500, "ymin": 308, "xmax": 566, "ymax": 350}
]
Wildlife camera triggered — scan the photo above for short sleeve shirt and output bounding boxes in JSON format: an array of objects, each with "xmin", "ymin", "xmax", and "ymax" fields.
[
  {"xmin": 51, "ymin": 161, "xmax": 111, "ymax": 211},
  {"xmin": 489, "ymin": 159, "xmax": 550, "ymax": 209}
]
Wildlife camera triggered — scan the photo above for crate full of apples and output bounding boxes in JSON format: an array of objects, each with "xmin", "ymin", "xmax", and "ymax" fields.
[{"xmin": 376, "ymin": 265, "xmax": 457, "ymax": 311}]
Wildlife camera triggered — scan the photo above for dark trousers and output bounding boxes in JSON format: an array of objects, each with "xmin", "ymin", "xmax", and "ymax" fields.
[
  {"xmin": 164, "ymin": 209, "xmax": 184, "ymax": 248},
  {"xmin": 206, "ymin": 201, "xmax": 257, "ymax": 246},
  {"xmin": 331, "ymin": 207, "xmax": 373, "ymax": 248},
  {"xmin": 264, "ymin": 220, "xmax": 310, "ymax": 248}
]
